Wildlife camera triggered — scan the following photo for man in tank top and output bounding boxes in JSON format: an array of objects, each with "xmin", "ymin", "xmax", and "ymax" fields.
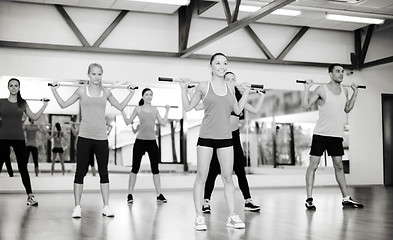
[{"xmin": 301, "ymin": 63, "xmax": 363, "ymax": 210}]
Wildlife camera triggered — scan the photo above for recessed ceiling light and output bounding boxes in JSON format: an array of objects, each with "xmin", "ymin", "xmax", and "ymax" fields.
[
  {"xmin": 239, "ymin": 5, "xmax": 301, "ymax": 16},
  {"xmin": 126, "ymin": 0, "xmax": 190, "ymax": 6},
  {"xmin": 326, "ymin": 14, "xmax": 385, "ymax": 24}
]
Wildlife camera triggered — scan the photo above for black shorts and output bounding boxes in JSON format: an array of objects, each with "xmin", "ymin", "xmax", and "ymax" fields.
[
  {"xmin": 197, "ymin": 138, "xmax": 233, "ymax": 149},
  {"xmin": 52, "ymin": 147, "xmax": 64, "ymax": 153},
  {"xmin": 310, "ymin": 134, "xmax": 344, "ymax": 157}
]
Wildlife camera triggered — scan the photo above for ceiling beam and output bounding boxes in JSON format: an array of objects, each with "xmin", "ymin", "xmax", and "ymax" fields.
[
  {"xmin": 244, "ymin": 25, "xmax": 275, "ymax": 60},
  {"xmin": 0, "ymin": 40, "xmax": 353, "ymax": 69},
  {"xmin": 0, "ymin": 40, "xmax": 178, "ymax": 57},
  {"xmin": 179, "ymin": 0, "xmax": 196, "ymax": 52},
  {"xmin": 93, "ymin": 10, "xmax": 128, "ymax": 48},
  {"xmin": 276, "ymin": 26, "xmax": 310, "ymax": 61},
  {"xmin": 223, "ymin": 0, "xmax": 277, "ymax": 59},
  {"xmin": 197, "ymin": 0, "xmax": 218, "ymax": 15},
  {"xmin": 180, "ymin": 0, "xmax": 295, "ymax": 57},
  {"xmin": 362, "ymin": 56, "xmax": 393, "ymax": 69},
  {"xmin": 54, "ymin": 5, "xmax": 90, "ymax": 47},
  {"xmin": 232, "ymin": 0, "xmax": 242, "ymax": 23},
  {"xmin": 359, "ymin": 24, "xmax": 375, "ymax": 67}
]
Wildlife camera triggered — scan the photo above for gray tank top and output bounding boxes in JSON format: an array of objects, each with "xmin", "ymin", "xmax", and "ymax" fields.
[
  {"xmin": 79, "ymin": 87, "xmax": 108, "ymax": 140},
  {"xmin": 136, "ymin": 109, "xmax": 156, "ymax": 140},
  {"xmin": 199, "ymin": 82, "xmax": 234, "ymax": 139}
]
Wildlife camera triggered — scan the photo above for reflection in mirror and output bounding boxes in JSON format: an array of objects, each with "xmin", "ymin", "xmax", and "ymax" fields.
[{"xmin": 239, "ymin": 89, "xmax": 349, "ymax": 169}]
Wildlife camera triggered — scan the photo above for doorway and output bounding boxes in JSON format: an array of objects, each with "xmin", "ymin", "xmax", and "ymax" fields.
[{"xmin": 382, "ymin": 94, "xmax": 393, "ymax": 186}]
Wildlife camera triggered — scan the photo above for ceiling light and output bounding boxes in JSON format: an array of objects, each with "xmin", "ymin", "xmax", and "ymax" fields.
[
  {"xmin": 126, "ymin": 0, "xmax": 190, "ymax": 6},
  {"xmin": 326, "ymin": 14, "xmax": 385, "ymax": 24},
  {"xmin": 239, "ymin": 5, "xmax": 301, "ymax": 16},
  {"xmin": 239, "ymin": 5, "xmax": 260, "ymax": 12},
  {"xmin": 271, "ymin": 9, "xmax": 301, "ymax": 17}
]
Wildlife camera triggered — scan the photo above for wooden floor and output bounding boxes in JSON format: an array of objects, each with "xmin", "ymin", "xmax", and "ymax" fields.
[{"xmin": 0, "ymin": 185, "xmax": 392, "ymax": 240}]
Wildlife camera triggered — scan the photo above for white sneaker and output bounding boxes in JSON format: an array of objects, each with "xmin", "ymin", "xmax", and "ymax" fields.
[
  {"xmin": 226, "ymin": 215, "xmax": 245, "ymax": 229},
  {"xmin": 194, "ymin": 213, "xmax": 207, "ymax": 231},
  {"xmin": 72, "ymin": 205, "xmax": 81, "ymax": 218},
  {"xmin": 102, "ymin": 205, "xmax": 115, "ymax": 217}
]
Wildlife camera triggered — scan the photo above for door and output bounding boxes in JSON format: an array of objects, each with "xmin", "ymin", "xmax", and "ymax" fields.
[{"xmin": 382, "ymin": 94, "xmax": 393, "ymax": 186}]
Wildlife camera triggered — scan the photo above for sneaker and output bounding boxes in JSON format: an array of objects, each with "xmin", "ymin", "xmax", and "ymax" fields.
[
  {"xmin": 305, "ymin": 198, "xmax": 316, "ymax": 210},
  {"xmin": 244, "ymin": 199, "xmax": 260, "ymax": 212},
  {"xmin": 127, "ymin": 194, "xmax": 134, "ymax": 204},
  {"xmin": 194, "ymin": 213, "xmax": 207, "ymax": 231},
  {"xmin": 72, "ymin": 205, "xmax": 82, "ymax": 218},
  {"xmin": 226, "ymin": 215, "xmax": 245, "ymax": 229},
  {"xmin": 27, "ymin": 196, "xmax": 38, "ymax": 206},
  {"xmin": 202, "ymin": 199, "xmax": 211, "ymax": 213},
  {"xmin": 102, "ymin": 205, "xmax": 115, "ymax": 217},
  {"xmin": 342, "ymin": 197, "xmax": 364, "ymax": 208},
  {"xmin": 157, "ymin": 194, "xmax": 167, "ymax": 203}
]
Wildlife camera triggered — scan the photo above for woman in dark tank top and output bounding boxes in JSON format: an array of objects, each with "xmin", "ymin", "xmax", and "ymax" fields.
[{"xmin": 0, "ymin": 78, "xmax": 48, "ymax": 206}]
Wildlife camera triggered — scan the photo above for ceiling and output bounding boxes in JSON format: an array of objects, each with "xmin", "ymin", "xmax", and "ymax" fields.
[{"xmin": 9, "ymin": 0, "xmax": 393, "ymax": 31}]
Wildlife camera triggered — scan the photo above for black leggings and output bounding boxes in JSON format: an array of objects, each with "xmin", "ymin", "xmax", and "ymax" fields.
[
  {"xmin": 26, "ymin": 146, "xmax": 39, "ymax": 168},
  {"xmin": 74, "ymin": 137, "xmax": 109, "ymax": 184},
  {"xmin": 131, "ymin": 139, "xmax": 160, "ymax": 174},
  {"xmin": 204, "ymin": 129, "xmax": 251, "ymax": 200},
  {"xmin": 0, "ymin": 140, "xmax": 33, "ymax": 194}
]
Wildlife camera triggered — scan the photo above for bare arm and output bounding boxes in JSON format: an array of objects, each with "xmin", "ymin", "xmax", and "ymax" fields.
[
  {"xmin": 156, "ymin": 106, "xmax": 170, "ymax": 126},
  {"xmin": 180, "ymin": 80, "xmax": 205, "ymax": 112},
  {"xmin": 24, "ymin": 101, "xmax": 49, "ymax": 121},
  {"xmin": 106, "ymin": 88, "xmax": 135, "ymax": 111},
  {"xmin": 51, "ymin": 85, "xmax": 80, "ymax": 109},
  {"xmin": 344, "ymin": 83, "xmax": 359, "ymax": 113},
  {"xmin": 232, "ymin": 83, "xmax": 251, "ymax": 115},
  {"xmin": 244, "ymin": 91, "xmax": 265, "ymax": 114},
  {"xmin": 301, "ymin": 80, "xmax": 322, "ymax": 110},
  {"xmin": 121, "ymin": 107, "xmax": 139, "ymax": 125}
]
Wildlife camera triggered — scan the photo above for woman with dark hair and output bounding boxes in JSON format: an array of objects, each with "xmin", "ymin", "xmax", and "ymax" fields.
[
  {"xmin": 51, "ymin": 63, "xmax": 135, "ymax": 218},
  {"xmin": 0, "ymin": 78, "xmax": 48, "ymax": 206},
  {"xmin": 202, "ymin": 71, "xmax": 265, "ymax": 213},
  {"xmin": 50, "ymin": 122, "xmax": 65, "ymax": 175},
  {"xmin": 121, "ymin": 88, "xmax": 170, "ymax": 204},
  {"xmin": 180, "ymin": 53, "xmax": 250, "ymax": 231}
]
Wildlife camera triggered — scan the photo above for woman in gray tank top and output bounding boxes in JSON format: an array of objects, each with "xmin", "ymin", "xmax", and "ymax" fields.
[
  {"xmin": 50, "ymin": 63, "xmax": 136, "ymax": 218},
  {"xmin": 121, "ymin": 88, "xmax": 170, "ymax": 204},
  {"xmin": 180, "ymin": 53, "xmax": 251, "ymax": 231}
]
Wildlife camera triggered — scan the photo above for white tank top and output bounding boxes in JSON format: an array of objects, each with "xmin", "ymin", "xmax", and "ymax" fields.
[{"xmin": 313, "ymin": 85, "xmax": 347, "ymax": 138}]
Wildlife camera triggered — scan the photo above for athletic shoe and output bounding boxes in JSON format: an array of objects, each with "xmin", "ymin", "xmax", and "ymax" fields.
[
  {"xmin": 202, "ymin": 199, "xmax": 211, "ymax": 213},
  {"xmin": 157, "ymin": 194, "xmax": 167, "ymax": 203},
  {"xmin": 342, "ymin": 197, "xmax": 364, "ymax": 208},
  {"xmin": 102, "ymin": 205, "xmax": 115, "ymax": 217},
  {"xmin": 194, "ymin": 213, "xmax": 207, "ymax": 231},
  {"xmin": 226, "ymin": 215, "xmax": 245, "ymax": 229},
  {"xmin": 244, "ymin": 199, "xmax": 260, "ymax": 212},
  {"xmin": 127, "ymin": 194, "xmax": 134, "ymax": 204},
  {"xmin": 27, "ymin": 196, "xmax": 38, "ymax": 206},
  {"xmin": 72, "ymin": 205, "xmax": 82, "ymax": 218},
  {"xmin": 305, "ymin": 198, "xmax": 316, "ymax": 210}
]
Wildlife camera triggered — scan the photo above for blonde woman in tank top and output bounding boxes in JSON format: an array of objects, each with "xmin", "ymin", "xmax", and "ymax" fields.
[
  {"xmin": 180, "ymin": 53, "xmax": 251, "ymax": 231},
  {"xmin": 50, "ymin": 63, "xmax": 136, "ymax": 218},
  {"xmin": 121, "ymin": 88, "xmax": 170, "ymax": 204},
  {"xmin": 301, "ymin": 63, "xmax": 363, "ymax": 210}
]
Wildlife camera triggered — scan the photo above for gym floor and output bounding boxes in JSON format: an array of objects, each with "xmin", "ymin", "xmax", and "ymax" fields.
[{"xmin": 0, "ymin": 185, "xmax": 391, "ymax": 240}]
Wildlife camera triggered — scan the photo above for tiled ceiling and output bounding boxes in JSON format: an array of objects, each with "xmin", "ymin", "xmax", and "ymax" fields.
[{"xmin": 9, "ymin": 0, "xmax": 393, "ymax": 31}]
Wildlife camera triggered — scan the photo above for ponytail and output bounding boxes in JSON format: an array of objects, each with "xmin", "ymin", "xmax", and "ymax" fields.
[{"xmin": 138, "ymin": 98, "xmax": 144, "ymax": 106}]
